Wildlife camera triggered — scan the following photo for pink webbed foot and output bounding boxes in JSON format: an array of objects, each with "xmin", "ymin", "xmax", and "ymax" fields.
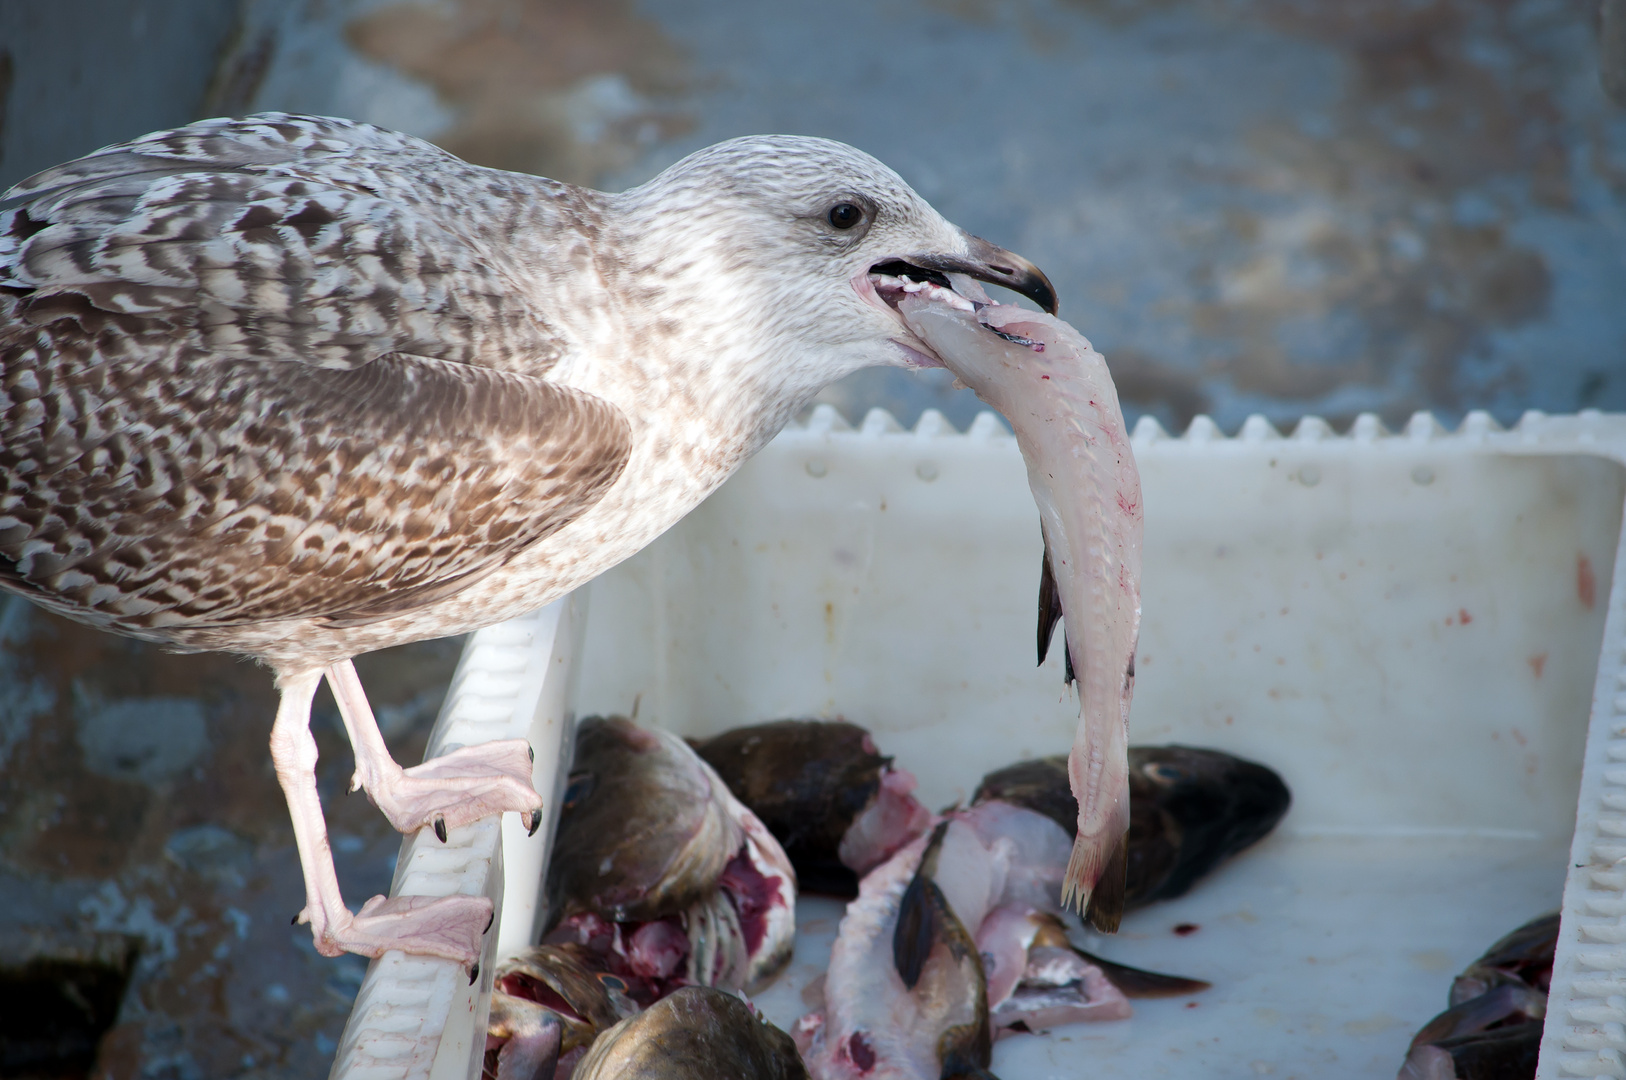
[
  {"xmin": 299, "ymin": 892, "xmax": 494, "ymax": 970},
  {"xmin": 359, "ymin": 739, "xmax": 545, "ymax": 841}
]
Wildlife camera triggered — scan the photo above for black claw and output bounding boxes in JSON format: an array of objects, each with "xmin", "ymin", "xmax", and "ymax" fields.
[
  {"xmin": 527, "ymin": 743, "xmax": 535, "ymax": 763},
  {"xmin": 291, "ymin": 913, "xmax": 300, "ymax": 926},
  {"xmin": 527, "ymin": 808, "xmax": 544, "ymax": 837},
  {"xmin": 484, "ymin": 910, "xmax": 495, "ymax": 934},
  {"xmin": 468, "ymin": 962, "xmax": 480, "ymax": 986},
  {"xmin": 433, "ymin": 816, "xmax": 448, "ymax": 843}
]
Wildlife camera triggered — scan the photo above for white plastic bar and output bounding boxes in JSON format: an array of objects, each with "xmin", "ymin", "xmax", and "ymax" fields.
[{"xmin": 329, "ymin": 594, "xmax": 584, "ymax": 1080}]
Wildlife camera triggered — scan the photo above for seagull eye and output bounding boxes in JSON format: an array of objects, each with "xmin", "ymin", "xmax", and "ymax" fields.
[{"xmin": 827, "ymin": 202, "xmax": 864, "ymax": 230}]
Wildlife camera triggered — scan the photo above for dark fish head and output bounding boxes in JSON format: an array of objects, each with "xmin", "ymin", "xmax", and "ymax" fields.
[
  {"xmin": 974, "ymin": 746, "xmax": 1291, "ymax": 910},
  {"xmin": 694, "ymin": 719, "xmax": 930, "ymax": 896},
  {"xmin": 572, "ymin": 986, "xmax": 808, "ymax": 1080},
  {"xmin": 1124, "ymin": 745, "xmax": 1292, "ymax": 905},
  {"xmin": 546, "ymin": 717, "xmax": 744, "ymax": 925},
  {"xmin": 694, "ymin": 720, "xmax": 885, "ymax": 890}
]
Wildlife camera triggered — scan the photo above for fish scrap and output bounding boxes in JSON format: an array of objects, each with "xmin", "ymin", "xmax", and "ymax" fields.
[
  {"xmin": 572, "ymin": 986, "xmax": 809, "ymax": 1080},
  {"xmin": 543, "ymin": 716, "xmax": 797, "ymax": 999},
  {"xmin": 898, "ymin": 299, "xmax": 1142, "ymax": 932},
  {"xmin": 693, "ymin": 719, "xmax": 934, "ymax": 896},
  {"xmin": 1399, "ymin": 912, "xmax": 1556, "ymax": 1080},
  {"xmin": 974, "ymin": 746, "xmax": 1291, "ymax": 910}
]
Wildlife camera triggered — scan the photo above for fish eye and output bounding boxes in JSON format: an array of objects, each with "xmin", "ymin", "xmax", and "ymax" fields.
[
  {"xmin": 827, "ymin": 202, "xmax": 864, "ymax": 230},
  {"xmin": 563, "ymin": 771, "xmax": 596, "ymax": 810}
]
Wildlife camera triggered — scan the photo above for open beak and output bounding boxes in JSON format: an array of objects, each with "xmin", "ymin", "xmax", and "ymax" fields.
[{"xmin": 888, "ymin": 234, "xmax": 1058, "ymax": 315}]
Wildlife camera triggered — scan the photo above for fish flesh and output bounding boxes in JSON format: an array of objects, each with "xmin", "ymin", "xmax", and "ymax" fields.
[
  {"xmin": 798, "ymin": 801, "xmax": 1193, "ymax": 1077},
  {"xmin": 952, "ymin": 799, "xmax": 1207, "ymax": 1020},
  {"xmin": 572, "ymin": 986, "xmax": 808, "ymax": 1080},
  {"xmin": 796, "ymin": 821, "xmax": 995, "ymax": 1080},
  {"xmin": 483, "ymin": 944, "xmax": 638, "ymax": 1080},
  {"xmin": 898, "ymin": 299, "xmax": 1142, "ymax": 931},
  {"xmin": 543, "ymin": 716, "xmax": 796, "ymax": 998},
  {"xmin": 974, "ymin": 746, "xmax": 1291, "ymax": 909},
  {"xmin": 1399, "ymin": 912, "xmax": 1557, "ymax": 1080},
  {"xmin": 693, "ymin": 719, "xmax": 934, "ymax": 896}
]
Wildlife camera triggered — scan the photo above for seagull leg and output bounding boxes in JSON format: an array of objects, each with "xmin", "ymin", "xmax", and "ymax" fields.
[
  {"xmin": 273, "ymin": 668, "xmax": 492, "ymax": 965},
  {"xmin": 324, "ymin": 659, "xmax": 545, "ymax": 840}
]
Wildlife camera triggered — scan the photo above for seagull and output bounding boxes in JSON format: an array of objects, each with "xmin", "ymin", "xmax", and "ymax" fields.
[{"xmin": 0, "ymin": 114, "xmax": 1056, "ymax": 969}]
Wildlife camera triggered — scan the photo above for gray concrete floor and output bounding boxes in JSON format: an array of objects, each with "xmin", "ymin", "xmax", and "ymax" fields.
[{"xmin": 0, "ymin": 1, "xmax": 1622, "ymax": 1077}]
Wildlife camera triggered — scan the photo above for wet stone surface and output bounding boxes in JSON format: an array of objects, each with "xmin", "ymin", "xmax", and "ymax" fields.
[{"xmin": 0, "ymin": 596, "xmax": 461, "ymax": 1080}]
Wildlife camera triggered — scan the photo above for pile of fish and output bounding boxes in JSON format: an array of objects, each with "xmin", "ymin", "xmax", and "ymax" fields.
[
  {"xmin": 483, "ymin": 715, "xmax": 1292, "ymax": 1080},
  {"xmin": 485, "ymin": 716, "xmax": 798, "ymax": 1079},
  {"xmin": 1398, "ymin": 913, "xmax": 1557, "ymax": 1080}
]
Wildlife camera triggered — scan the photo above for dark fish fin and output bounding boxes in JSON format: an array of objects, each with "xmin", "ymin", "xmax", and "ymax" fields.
[
  {"xmin": 1083, "ymin": 830, "xmax": 1128, "ymax": 933},
  {"xmin": 1037, "ymin": 546, "xmax": 1063, "ymax": 667},
  {"xmin": 1072, "ymin": 947, "xmax": 1211, "ymax": 998},
  {"xmin": 894, "ymin": 822, "xmax": 951, "ymax": 989},
  {"xmin": 941, "ymin": 1063, "xmax": 1002, "ymax": 1080}
]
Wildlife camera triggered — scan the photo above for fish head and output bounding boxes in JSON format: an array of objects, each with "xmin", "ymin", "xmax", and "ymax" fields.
[
  {"xmin": 545, "ymin": 716, "xmax": 745, "ymax": 925},
  {"xmin": 1125, "ymin": 745, "xmax": 1292, "ymax": 905},
  {"xmin": 572, "ymin": 986, "xmax": 808, "ymax": 1080},
  {"xmin": 491, "ymin": 945, "xmax": 632, "ymax": 1049},
  {"xmin": 621, "ymin": 135, "xmax": 1055, "ymax": 392},
  {"xmin": 694, "ymin": 719, "xmax": 932, "ymax": 894}
]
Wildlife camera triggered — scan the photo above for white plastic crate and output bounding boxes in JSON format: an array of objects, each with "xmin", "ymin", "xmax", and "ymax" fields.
[{"xmin": 330, "ymin": 406, "xmax": 1626, "ymax": 1080}]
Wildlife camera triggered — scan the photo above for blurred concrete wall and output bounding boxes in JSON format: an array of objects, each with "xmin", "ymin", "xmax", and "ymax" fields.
[{"xmin": 0, "ymin": 2, "xmax": 243, "ymax": 192}]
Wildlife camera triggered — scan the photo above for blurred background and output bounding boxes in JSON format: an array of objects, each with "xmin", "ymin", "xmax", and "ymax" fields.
[{"xmin": 0, "ymin": 1, "xmax": 1621, "ymax": 1077}]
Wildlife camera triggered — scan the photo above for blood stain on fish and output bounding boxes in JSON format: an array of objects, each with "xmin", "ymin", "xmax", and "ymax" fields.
[
  {"xmin": 847, "ymin": 1031, "xmax": 876, "ymax": 1071},
  {"xmin": 1528, "ymin": 653, "xmax": 1547, "ymax": 678},
  {"xmin": 1173, "ymin": 923, "xmax": 1200, "ymax": 936}
]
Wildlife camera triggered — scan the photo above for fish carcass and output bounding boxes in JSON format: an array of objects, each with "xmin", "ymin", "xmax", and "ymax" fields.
[{"xmin": 898, "ymin": 299, "xmax": 1142, "ymax": 931}]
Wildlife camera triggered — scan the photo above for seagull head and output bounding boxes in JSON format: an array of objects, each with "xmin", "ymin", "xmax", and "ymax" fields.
[{"xmin": 617, "ymin": 135, "xmax": 1056, "ymax": 392}]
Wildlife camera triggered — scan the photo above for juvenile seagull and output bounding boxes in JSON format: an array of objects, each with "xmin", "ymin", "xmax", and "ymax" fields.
[{"xmin": 0, "ymin": 114, "xmax": 1057, "ymax": 968}]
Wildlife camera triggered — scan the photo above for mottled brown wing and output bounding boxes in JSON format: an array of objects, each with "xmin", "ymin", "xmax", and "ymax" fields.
[
  {"xmin": 0, "ymin": 113, "xmax": 629, "ymax": 636},
  {"xmin": 0, "ymin": 112, "xmax": 577, "ymax": 374},
  {"xmin": 0, "ymin": 323, "xmax": 631, "ymax": 633}
]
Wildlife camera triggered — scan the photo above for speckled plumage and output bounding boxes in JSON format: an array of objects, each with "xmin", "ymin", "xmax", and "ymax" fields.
[
  {"xmin": 0, "ymin": 113, "xmax": 1047, "ymax": 964},
  {"xmin": 0, "ymin": 115, "xmax": 634, "ymax": 666}
]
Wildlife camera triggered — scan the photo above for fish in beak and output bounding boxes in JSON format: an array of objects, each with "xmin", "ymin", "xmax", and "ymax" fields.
[{"xmin": 894, "ymin": 290, "xmax": 1143, "ymax": 934}]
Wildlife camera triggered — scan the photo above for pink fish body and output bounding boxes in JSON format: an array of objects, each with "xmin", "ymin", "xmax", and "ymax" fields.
[{"xmin": 897, "ymin": 299, "xmax": 1143, "ymax": 929}]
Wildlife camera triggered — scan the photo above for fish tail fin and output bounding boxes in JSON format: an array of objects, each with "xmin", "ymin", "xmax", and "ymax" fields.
[{"xmin": 1061, "ymin": 829, "xmax": 1128, "ymax": 932}]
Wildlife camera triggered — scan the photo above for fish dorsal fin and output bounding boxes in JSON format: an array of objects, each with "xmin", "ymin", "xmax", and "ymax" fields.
[
  {"xmin": 1083, "ymin": 830, "xmax": 1128, "ymax": 933},
  {"xmin": 893, "ymin": 822, "xmax": 951, "ymax": 989}
]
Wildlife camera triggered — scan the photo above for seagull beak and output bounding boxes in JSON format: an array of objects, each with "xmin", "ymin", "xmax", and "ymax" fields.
[{"xmin": 905, "ymin": 234, "xmax": 1059, "ymax": 315}]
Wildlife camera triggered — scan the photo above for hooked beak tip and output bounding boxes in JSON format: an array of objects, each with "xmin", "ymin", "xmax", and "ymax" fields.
[{"xmin": 904, "ymin": 235, "xmax": 1059, "ymax": 316}]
